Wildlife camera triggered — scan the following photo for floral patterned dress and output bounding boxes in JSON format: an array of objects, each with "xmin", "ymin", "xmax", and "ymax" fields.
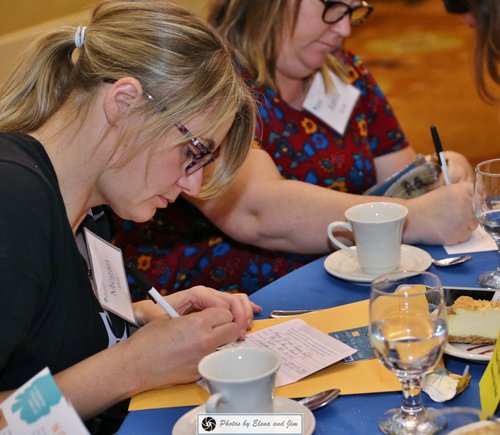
[{"xmin": 112, "ymin": 50, "xmax": 409, "ymax": 300}]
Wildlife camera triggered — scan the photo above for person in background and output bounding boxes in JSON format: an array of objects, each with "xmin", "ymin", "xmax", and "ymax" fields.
[
  {"xmin": 0, "ymin": 0, "xmax": 259, "ymax": 431},
  {"xmin": 113, "ymin": 0, "xmax": 477, "ymax": 297},
  {"xmin": 443, "ymin": 0, "xmax": 499, "ymax": 103}
]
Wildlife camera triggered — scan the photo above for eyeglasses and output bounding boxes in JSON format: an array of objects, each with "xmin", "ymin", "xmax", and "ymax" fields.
[
  {"xmin": 103, "ymin": 78, "xmax": 215, "ymax": 175},
  {"xmin": 321, "ymin": 0, "xmax": 373, "ymax": 26},
  {"xmin": 175, "ymin": 122, "xmax": 215, "ymax": 175},
  {"xmin": 140, "ymin": 88, "xmax": 215, "ymax": 175}
]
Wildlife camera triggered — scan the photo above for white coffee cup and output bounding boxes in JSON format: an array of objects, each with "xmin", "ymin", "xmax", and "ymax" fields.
[
  {"xmin": 327, "ymin": 202, "xmax": 408, "ymax": 275},
  {"xmin": 198, "ymin": 347, "xmax": 281, "ymax": 414}
]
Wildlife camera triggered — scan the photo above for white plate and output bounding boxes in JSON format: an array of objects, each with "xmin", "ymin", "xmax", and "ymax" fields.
[
  {"xmin": 444, "ymin": 342, "xmax": 494, "ymax": 363},
  {"xmin": 447, "ymin": 419, "xmax": 500, "ymax": 434},
  {"xmin": 323, "ymin": 244, "xmax": 432, "ymax": 283},
  {"xmin": 172, "ymin": 396, "xmax": 316, "ymax": 435}
]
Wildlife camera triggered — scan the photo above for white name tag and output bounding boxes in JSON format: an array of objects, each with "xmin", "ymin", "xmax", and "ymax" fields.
[
  {"xmin": 303, "ymin": 70, "xmax": 360, "ymax": 135},
  {"xmin": 84, "ymin": 228, "xmax": 136, "ymax": 325}
]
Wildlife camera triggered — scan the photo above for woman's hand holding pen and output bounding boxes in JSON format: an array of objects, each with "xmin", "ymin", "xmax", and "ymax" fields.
[
  {"xmin": 404, "ymin": 181, "xmax": 477, "ymax": 245},
  {"xmin": 123, "ymin": 307, "xmax": 243, "ymax": 392},
  {"xmin": 430, "ymin": 125, "xmax": 473, "ymax": 184},
  {"xmin": 441, "ymin": 150, "xmax": 474, "ymax": 183},
  {"xmin": 125, "ymin": 286, "xmax": 261, "ymax": 395},
  {"xmin": 133, "ymin": 286, "xmax": 261, "ymax": 337},
  {"xmin": 166, "ymin": 286, "xmax": 261, "ymax": 338}
]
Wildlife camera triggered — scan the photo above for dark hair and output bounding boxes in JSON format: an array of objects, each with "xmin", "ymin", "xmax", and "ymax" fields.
[
  {"xmin": 443, "ymin": 0, "xmax": 470, "ymax": 14},
  {"xmin": 471, "ymin": 0, "xmax": 499, "ymax": 103},
  {"xmin": 443, "ymin": 0, "xmax": 499, "ymax": 103}
]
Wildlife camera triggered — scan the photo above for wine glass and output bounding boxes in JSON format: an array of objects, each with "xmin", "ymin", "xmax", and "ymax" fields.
[
  {"xmin": 369, "ymin": 271, "xmax": 448, "ymax": 434},
  {"xmin": 473, "ymin": 158, "xmax": 500, "ymax": 288}
]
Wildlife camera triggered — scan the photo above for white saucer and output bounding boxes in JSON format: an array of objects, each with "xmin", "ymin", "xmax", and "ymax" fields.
[
  {"xmin": 323, "ymin": 244, "xmax": 432, "ymax": 283},
  {"xmin": 172, "ymin": 396, "xmax": 316, "ymax": 435},
  {"xmin": 444, "ymin": 342, "xmax": 494, "ymax": 363}
]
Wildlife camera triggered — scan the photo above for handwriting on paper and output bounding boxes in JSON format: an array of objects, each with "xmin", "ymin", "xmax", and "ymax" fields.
[{"xmin": 227, "ymin": 319, "xmax": 356, "ymax": 386}]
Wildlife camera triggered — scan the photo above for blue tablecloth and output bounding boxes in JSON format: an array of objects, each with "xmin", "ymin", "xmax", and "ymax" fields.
[{"xmin": 118, "ymin": 245, "xmax": 499, "ymax": 434}]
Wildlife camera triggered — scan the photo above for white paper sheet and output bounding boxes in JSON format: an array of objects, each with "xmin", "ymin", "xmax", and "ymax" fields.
[
  {"xmin": 225, "ymin": 319, "xmax": 357, "ymax": 387},
  {"xmin": 444, "ymin": 227, "xmax": 497, "ymax": 255}
]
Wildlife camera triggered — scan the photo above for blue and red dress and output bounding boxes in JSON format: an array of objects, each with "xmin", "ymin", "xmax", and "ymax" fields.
[{"xmin": 112, "ymin": 50, "xmax": 409, "ymax": 299}]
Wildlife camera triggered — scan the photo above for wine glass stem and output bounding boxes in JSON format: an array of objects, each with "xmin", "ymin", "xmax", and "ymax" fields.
[{"xmin": 400, "ymin": 376, "xmax": 424, "ymax": 415}]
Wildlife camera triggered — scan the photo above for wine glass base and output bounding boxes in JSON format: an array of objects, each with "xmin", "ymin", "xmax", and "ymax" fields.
[
  {"xmin": 378, "ymin": 406, "xmax": 446, "ymax": 435},
  {"xmin": 477, "ymin": 270, "xmax": 500, "ymax": 289}
]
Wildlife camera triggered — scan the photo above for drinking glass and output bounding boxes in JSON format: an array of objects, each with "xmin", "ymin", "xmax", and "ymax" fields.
[
  {"xmin": 369, "ymin": 271, "xmax": 448, "ymax": 434},
  {"xmin": 473, "ymin": 158, "xmax": 500, "ymax": 288}
]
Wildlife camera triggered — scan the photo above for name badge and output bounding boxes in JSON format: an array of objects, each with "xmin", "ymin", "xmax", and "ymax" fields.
[
  {"xmin": 303, "ymin": 70, "xmax": 360, "ymax": 135},
  {"xmin": 84, "ymin": 228, "xmax": 136, "ymax": 325}
]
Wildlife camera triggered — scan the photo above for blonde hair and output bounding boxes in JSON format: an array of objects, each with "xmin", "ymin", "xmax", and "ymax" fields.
[
  {"xmin": 206, "ymin": 0, "xmax": 348, "ymax": 92},
  {"xmin": 0, "ymin": 0, "xmax": 256, "ymax": 197}
]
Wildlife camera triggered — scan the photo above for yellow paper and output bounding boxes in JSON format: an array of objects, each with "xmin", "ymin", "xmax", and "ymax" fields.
[
  {"xmin": 129, "ymin": 299, "xmax": 401, "ymax": 411},
  {"xmin": 479, "ymin": 331, "xmax": 500, "ymax": 418}
]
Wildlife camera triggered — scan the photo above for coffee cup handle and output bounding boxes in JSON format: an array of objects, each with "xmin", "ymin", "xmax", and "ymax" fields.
[
  {"xmin": 327, "ymin": 221, "xmax": 357, "ymax": 257},
  {"xmin": 205, "ymin": 392, "xmax": 224, "ymax": 414}
]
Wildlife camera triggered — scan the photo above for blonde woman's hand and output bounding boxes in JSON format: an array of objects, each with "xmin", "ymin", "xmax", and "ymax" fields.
[
  {"xmin": 133, "ymin": 286, "xmax": 261, "ymax": 338},
  {"xmin": 167, "ymin": 286, "xmax": 261, "ymax": 339},
  {"xmin": 124, "ymin": 307, "xmax": 241, "ymax": 392}
]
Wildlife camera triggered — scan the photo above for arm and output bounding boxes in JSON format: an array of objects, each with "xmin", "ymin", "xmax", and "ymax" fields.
[
  {"xmin": 54, "ymin": 307, "xmax": 241, "ymax": 420},
  {"xmin": 374, "ymin": 147, "xmax": 417, "ymax": 182},
  {"xmin": 188, "ymin": 149, "xmax": 476, "ymax": 251}
]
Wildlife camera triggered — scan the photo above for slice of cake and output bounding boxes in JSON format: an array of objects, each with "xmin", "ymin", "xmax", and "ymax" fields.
[{"xmin": 447, "ymin": 296, "xmax": 500, "ymax": 345}]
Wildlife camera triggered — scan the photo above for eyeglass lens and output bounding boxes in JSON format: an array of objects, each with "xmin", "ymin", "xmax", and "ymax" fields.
[
  {"xmin": 323, "ymin": 1, "xmax": 372, "ymax": 25},
  {"xmin": 185, "ymin": 144, "xmax": 214, "ymax": 174},
  {"xmin": 177, "ymin": 123, "xmax": 214, "ymax": 175}
]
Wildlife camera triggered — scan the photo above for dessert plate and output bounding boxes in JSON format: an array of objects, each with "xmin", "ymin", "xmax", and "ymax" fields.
[
  {"xmin": 447, "ymin": 419, "xmax": 500, "ymax": 434},
  {"xmin": 444, "ymin": 342, "xmax": 494, "ymax": 363},
  {"xmin": 172, "ymin": 396, "xmax": 316, "ymax": 435},
  {"xmin": 323, "ymin": 244, "xmax": 432, "ymax": 283}
]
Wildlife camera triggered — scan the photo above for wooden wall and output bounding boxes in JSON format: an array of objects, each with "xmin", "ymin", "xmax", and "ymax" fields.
[{"xmin": 0, "ymin": 0, "xmax": 206, "ymax": 84}]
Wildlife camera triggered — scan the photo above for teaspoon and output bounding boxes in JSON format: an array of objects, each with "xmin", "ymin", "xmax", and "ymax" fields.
[
  {"xmin": 432, "ymin": 255, "xmax": 472, "ymax": 267},
  {"xmin": 297, "ymin": 388, "xmax": 341, "ymax": 411},
  {"xmin": 269, "ymin": 309, "xmax": 314, "ymax": 318}
]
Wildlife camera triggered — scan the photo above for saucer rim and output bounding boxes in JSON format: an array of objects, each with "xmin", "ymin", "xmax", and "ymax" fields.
[
  {"xmin": 444, "ymin": 342, "xmax": 493, "ymax": 363},
  {"xmin": 323, "ymin": 244, "xmax": 432, "ymax": 283},
  {"xmin": 172, "ymin": 396, "xmax": 316, "ymax": 435}
]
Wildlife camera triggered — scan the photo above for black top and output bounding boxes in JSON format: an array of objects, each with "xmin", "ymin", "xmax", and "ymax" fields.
[{"xmin": 0, "ymin": 132, "xmax": 128, "ymax": 391}]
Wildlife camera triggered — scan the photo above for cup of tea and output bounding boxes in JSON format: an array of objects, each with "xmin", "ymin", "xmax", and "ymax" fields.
[
  {"xmin": 198, "ymin": 347, "xmax": 281, "ymax": 414},
  {"xmin": 327, "ymin": 202, "xmax": 408, "ymax": 275}
]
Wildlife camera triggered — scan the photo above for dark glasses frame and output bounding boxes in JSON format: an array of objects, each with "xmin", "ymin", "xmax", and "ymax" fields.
[{"xmin": 321, "ymin": 0, "xmax": 373, "ymax": 26}]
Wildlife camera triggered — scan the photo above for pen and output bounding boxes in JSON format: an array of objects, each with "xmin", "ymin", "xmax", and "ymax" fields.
[
  {"xmin": 126, "ymin": 261, "xmax": 179, "ymax": 318},
  {"xmin": 430, "ymin": 125, "xmax": 451, "ymax": 185}
]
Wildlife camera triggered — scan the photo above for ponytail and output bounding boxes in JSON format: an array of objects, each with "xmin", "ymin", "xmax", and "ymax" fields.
[{"xmin": 0, "ymin": 28, "xmax": 78, "ymax": 131}]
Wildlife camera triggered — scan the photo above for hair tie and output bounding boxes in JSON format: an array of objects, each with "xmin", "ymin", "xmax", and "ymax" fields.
[{"xmin": 74, "ymin": 26, "xmax": 87, "ymax": 49}]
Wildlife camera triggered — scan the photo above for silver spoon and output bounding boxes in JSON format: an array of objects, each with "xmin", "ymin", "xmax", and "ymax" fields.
[
  {"xmin": 269, "ymin": 309, "xmax": 314, "ymax": 318},
  {"xmin": 432, "ymin": 255, "xmax": 472, "ymax": 267},
  {"xmin": 297, "ymin": 388, "xmax": 341, "ymax": 411}
]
